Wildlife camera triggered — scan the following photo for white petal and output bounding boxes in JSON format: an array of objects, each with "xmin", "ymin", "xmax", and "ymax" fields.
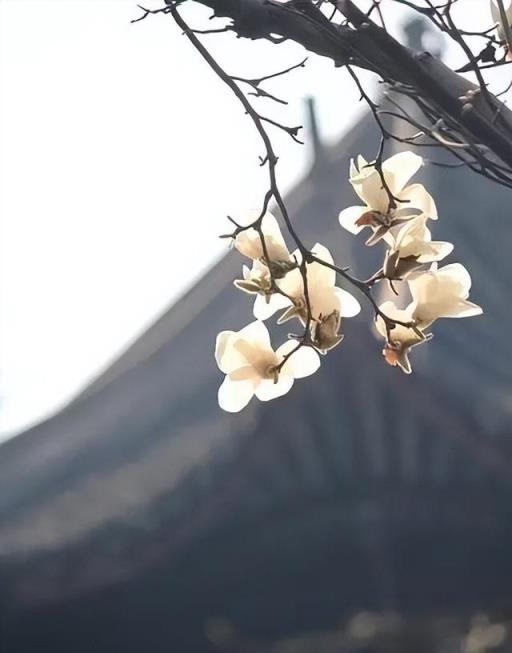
[
  {"xmin": 382, "ymin": 151, "xmax": 423, "ymax": 194},
  {"xmin": 276, "ymin": 267, "xmax": 303, "ymax": 298},
  {"xmin": 448, "ymin": 299, "xmax": 483, "ymax": 318},
  {"xmin": 408, "ymin": 268, "xmax": 443, "ymax": 308},
  {"xmin": 237, "ymin": 320, "xmax": 272, "ymax": 347},
  {"xmin": 309, "ymin": 286, "xmax": 339, "ymax": 319},
  {"xmin": 335, "ymin": 287, "xmax": 361, "ymax": 317},
  {"xmin": 351, "ymin": 168, "xmax": 388, "ymax": 213},
  {"xmin": 276, "ymin": 341, "xmax": 321, "ymax": 378},
  {"xmin": 408, "ymin": 263, "xmax": 480, "ymax": 323},
  {"xmin": 440, "ymin": 262, "xmax": 473, "ymax": 295},
  {"xmin": 375, "ymin": 301, "xmax": 416, "ymax": 341},
  {"xmin": 233, "ymin": 211, "xmax": 290, "ymax": 261},
  {"xmin": 217, "ymin": 330, "xmax": 261, "ymax": 375},
  {"xmin": 234, "ymin": 230, "xmax": 263, "ymax": 260},
  {"xmin": 255, "ymin": 375, "xmax": 294, "ymax": 401},
  {"xmin": 309, "ymin": 243, "xmax": 336, "ymax": 287},
  {"xmin": 396, "ymin": 183, "xmax": 438, "ymax": 220},
  {"xmin": 356, "ymin": 154, "xmax": 369, "ymax": 170},
  {"xmin": 339, "ymin": 206, "xmax": 368, "ymax": 234},
  {"xmin": 215, "ymin": 331, "xmax": 235, "ymax": 373},
  {"xmin": 416, "ymin": 241, "xmax": 453, "ymax": 263},
  {"xmin": 260, "ymin": 212, "xmax": 290, "ymax": 260},
  {"xmin": 253, "ymin": 293, "xmax": 291, "ymax": 320},
  {"xmin": 349, "ymin": 157, "xmax": 359, "ymax": 179},
  {"xmin": 218, "ymin": 375, "xmax": 255, "ymax": 412}
]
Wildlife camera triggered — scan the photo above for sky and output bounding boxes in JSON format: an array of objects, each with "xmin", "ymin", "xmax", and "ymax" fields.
[{"xmin": 0, "ymin": 0, "xmax": 495, "ymax": 439}]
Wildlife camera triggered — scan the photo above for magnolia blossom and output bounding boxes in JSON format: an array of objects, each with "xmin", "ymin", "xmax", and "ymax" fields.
[
  {"xmin": 383, "ymin": 216, "xmax": 454, "ymax": 279},
  {"xmin": 234, "ymin": 260, "xmax": 272, "ymax": 297},
  {"xmin": 408, "ymin": 263, "xmax": 483, "ymax": 327},
  {"xmin": 339, "ymin": 152, "xmax": 437, "ymax": 245},
  {"xmin": 253, "ymin": 243, "xmax": 361, "ymax": 327},
  {"xmin": 233, "ymin": 210, "xmax": 292, "ymax": 266},
  {"xmin": 215, "ymin": 321, "xmax": 320, "ymax": 412},
  {"xmin": 375, "ymin": 301, "xmax": 429, "ymax": 374}
]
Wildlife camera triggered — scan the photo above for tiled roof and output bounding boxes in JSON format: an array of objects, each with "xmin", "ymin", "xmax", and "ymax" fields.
[{"xmin": 2, "ymin": 104, "xmax": 512, "ymax": 646}]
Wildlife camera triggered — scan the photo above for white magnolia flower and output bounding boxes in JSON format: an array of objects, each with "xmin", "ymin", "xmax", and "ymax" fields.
[
  {"xmin": 233, "ymin": 210, "xmax": 291, "ymax": 264},
  {"xmin": 408, "ymin": 263, "xmax": 483, "ymax": 327},
  {"xmin": 339, "ymin": 152, "xmax": 437, "ymax": 245},
  {"xmin": 234, "ymin": 259, "xmax": 293, "ymax": 318},
  {"xmin": 491, "ymin": 0, "xmax": 512, "ymax": 42},
  {"xmin": 375, "ymin": 301, "xmax": 429, "ymax": 374},
  {"xmin": 215, "ymin": 321, "xmax": 320, "ymax": 412},
  {"xmin": 383, "ymin": 216, "xmax": 454, "ymax": 279},
  {"xmin": 253, "ymin": 243, "xmax": 361, "ymax": 326},
  {"xmin": 234, "ymin": 260, "xmax": 272, "ymax": 296}
]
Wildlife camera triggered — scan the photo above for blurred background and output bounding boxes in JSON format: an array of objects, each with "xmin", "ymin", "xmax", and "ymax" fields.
[{"xmin": 2, "ymin": 1, "xmax": 512, "ymax": 652}]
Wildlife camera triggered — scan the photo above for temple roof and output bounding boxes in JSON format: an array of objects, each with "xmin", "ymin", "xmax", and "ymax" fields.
[{"xmin": 2, "ymin": 98, "xmax": 512, "ymax": 651}]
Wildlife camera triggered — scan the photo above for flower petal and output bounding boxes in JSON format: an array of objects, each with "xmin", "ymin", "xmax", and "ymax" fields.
[
  {"xmin": 255, "ymin": 375, "xmax": 294, "ymax": 401},
  {"xmin": 448, "ymin": 300, "xmax": 483, "ymax": 318},
  {"xmin": 309, "ymin": 243, "xmax": 336, "ymax": 287},
  {"xmin": 233, "ymin": 211, "xmax": 290, "ymax": 261},
  {"xmin": 309, "ymin": 286, "xmax": 339, "ymax": 320},
  {"xmin": 237, "ymin": 320, "xmax": 272, "ymax": 347},
  {"xmin": 441, "ymin": 262, "xmax": 473, "ymax": 295},
  {"xmin": 335, "ymin": 287, "xmax": 361, "ymax": 317},
  {"xmin": 396, "ymin": 183, "xmax": 438, "ymax": 220},
  {"xmin": 218, "ymin": 375, "xmax": 255, "ymax": 412},
  {"xmin": 351, "ymin": 169, "xmax": 388, "ymax": 213},
  {"xmin": 416, "ymin": 240, "xmax": 453, "ymax": 263},
  {"xmin": 375, "ymin": 301, "xmax": 416, "ymax": 341},
  {"xmin": 276, "ymin": 341, "xmax": 321, "ymax": 378},
  {"xmin": 408, "ymin": 263, "xmax": 481, "ymax": 323},
  {"xmin": 276, "ymin": 266, "xmax": 303, "ymax": 298},
  {"xmin": 215, "ymin": 331, "xmax": 235, "ymax": 373},
  {"xmin": 260, "ymin": 212, "xmax": 290, "ymax": 260},
  {"xmin": 253, "ymin": 293, "xmax": 291, "ymax": 320},
  {"xmin": 338, "ymin": 206, "xmax": 368, "ymax": 234},
  {"xmin": 382, "ymin": 151, "xmax": 423, "ymax": 194}
]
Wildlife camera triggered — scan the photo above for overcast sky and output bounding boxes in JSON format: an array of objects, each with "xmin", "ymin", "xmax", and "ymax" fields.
[{"xmin": 0, "ymin": 0, "xmax": 495, "ymax": 439}]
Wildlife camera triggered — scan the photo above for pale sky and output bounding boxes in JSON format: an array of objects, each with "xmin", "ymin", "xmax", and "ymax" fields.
[{"xmin": 0, "ymin": 0, "xmax": 494, "ymax": 439}]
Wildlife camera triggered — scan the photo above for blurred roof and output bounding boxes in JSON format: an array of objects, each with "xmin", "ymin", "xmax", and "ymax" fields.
[{"xmin": 2, "ymin": 83, "xmax": 512, "ymax": 651}]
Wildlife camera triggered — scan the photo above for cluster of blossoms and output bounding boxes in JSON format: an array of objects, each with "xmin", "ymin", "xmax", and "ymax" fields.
[
  {"xmin": 340, "ymin": 151, "xmax": 482, "ymax": 374},
  {"xmin": 215, "ymin": 151, "xmax": 482, "ymax": 412}
]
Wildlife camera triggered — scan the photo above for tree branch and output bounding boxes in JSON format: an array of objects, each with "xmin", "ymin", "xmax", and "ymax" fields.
[{"xmin": 178, "ymin": 0, "xmax": 512, "ymax": 170}]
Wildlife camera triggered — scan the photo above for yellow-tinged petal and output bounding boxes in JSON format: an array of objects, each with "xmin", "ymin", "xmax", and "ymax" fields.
[
  {"xmin": 396, "ymin": 183, "xmax": 438, "ymax": 220},
  {"xmin": 382, "ymin": 151, "xmax": 423, "ymax": 194},
  {"xmin": 408, "ymin": 263, "xmax": 482, "ymax": 323},
  {"xmin": 375, "ymin": 301, "xmax": 417, "ymax": 342},
  {"xmin": 237, "ymin": 320, "xmax": 272, "ymax": 347},
  {"xmin": 276, "ymin": 341, "xmax": 321, "ymax": 378},
  {"xmin": 253, "ymin": 293, "xmax": 291, "ymax": 320},
  {"xmin": 335, "ymin": 287, "xmax": 361, "ymax": 317},
  {"xmin": 309, "ymin": 243, "xmax": 336, "ymax": 288},
  {"xmin": 338, "ymin": 205, "xmax": 369, "ymax": 234},
  {"xmin": 254, "ymin": 375, "xmax": 294, "ymax": 401},
  {"xmin": 218, "ymin": 376, "xmax": 255, "ymax": 412},
  {"xmin": 215, "ymin": 331, "xmax": 234, "ymax": 370},
  {"xmin": 233, "ymin": 211, "xmax": 290, "ymax": 261},
  {"xmin": 351, "ymin": 167, "xmax": 388, "ymax": 213},
  {"xmin": 416, "ymin": 240, "xmax": 453, "ymax": 263}
]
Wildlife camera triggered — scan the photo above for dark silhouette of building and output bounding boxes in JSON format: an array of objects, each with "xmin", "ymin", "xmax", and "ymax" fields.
[{"xmin": 2, "ymin": 22, "xmax": 512, "ymax": 653}]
